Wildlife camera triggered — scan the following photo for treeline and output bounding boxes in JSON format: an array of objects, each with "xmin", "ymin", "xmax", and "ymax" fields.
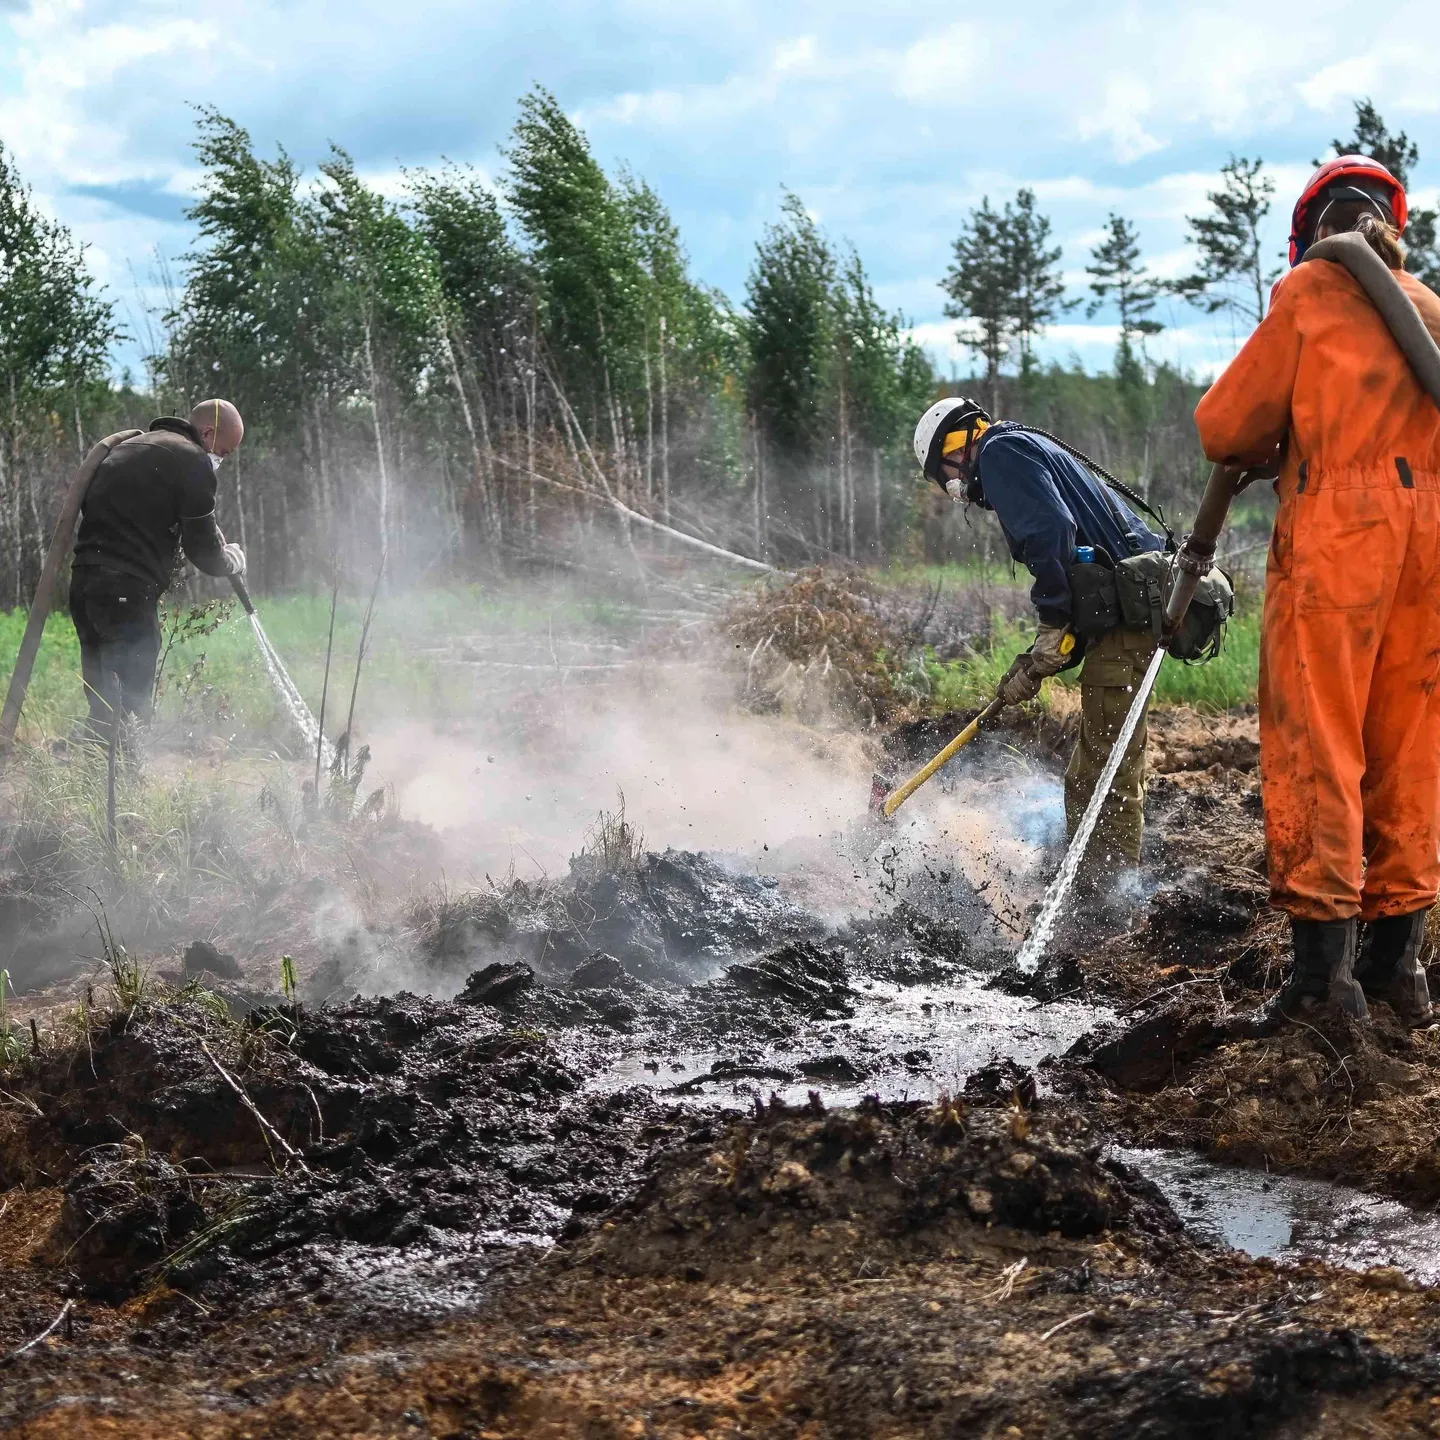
[
  {"xmin": 940, "ymin": 99, "xmax": 1440, "ymax": 532},
  {"xmin": 153, "ymin": 93, "xmax": 937, "ymax": 588},
  {"xmin": 0, "ymin": 95, "xmax": 1432, "ymax": 600}
]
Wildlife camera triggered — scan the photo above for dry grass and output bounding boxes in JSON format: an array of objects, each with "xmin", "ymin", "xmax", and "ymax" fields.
[{"xmin": 724, "ymin": 568, "xmax": 924, "ymax": 727}]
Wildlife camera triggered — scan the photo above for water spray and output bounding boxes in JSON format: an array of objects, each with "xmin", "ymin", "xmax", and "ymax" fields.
[
  {"xmin": 1014, "ymin": 645, "xmax": 1166, "ymax": 974},
  {"xmin": 230, "ymin": 575, "xmax": 334, "ymax": 769}
]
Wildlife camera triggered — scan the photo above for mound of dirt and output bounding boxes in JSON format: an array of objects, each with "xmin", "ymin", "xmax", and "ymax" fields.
[
  {"xmin": 603, "ymin": 1097, "xmax": 1177, "ymax": 1266},
  {"xmin": 725, "ymin": 567, "xmax": 924, "ymax": 725},
  {"xmin": 0, "ymin": 987, "xmax": 695, "ymax": 1316},
  {"xmin": 400, "ymin": 847, "xmax": 823, "ymax": 994},
  {"xmin": 1078, "ymin": 995, "xmax": 1440, "ymax": 1206}
]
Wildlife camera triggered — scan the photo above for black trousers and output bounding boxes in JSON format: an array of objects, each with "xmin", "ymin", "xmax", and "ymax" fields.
[{"xmin": 69, "ymin": 568, "xmax": 161, "ymax": 739}]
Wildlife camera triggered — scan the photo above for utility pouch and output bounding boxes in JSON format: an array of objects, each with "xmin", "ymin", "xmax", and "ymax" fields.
[
  {"xmin": 1111, "ymin": 550, "xmax": 1234, "ymax": 661},
  {"xmin": 1114, "ymin": 551, "xmax": 1170, "ymax": 638},
  {"xmin": 1167, "ymin": 564, "xmax": 1235, "ymax": 663},
  {"xmin": 1068, "ymin": 553, "xmax": 1121, "ymax": 642}
]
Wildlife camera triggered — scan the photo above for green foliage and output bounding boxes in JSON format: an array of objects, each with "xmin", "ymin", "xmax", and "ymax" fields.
[
  {"xmin": 943, "ymin": 196, "xmax": 1013, "ymax": 407},
  {"xmin": 280, "ymin": 954, "xmax": 298, "ymax": 1005},
  {"xmin": 1086, "ymin": 214, "xmax": 1164, "ymax": 387},
  {"xmin": 942, "ymin": 189, "xmax": 1069, "ymax": 408},
  {"xmin": 506, "ymin": 88, "xmax": 647, "ymax": 407},
  {"xmin": 1171, "ymin": 156, "xmax": 1278, "ymax": 325},
  {"xmin": 1006, "ymin": 189, "xmax": 1070, "ymax": 379},
  {"xmin": 745, "ymin": 195, "xmax": 933, "ymax": 558},
  {"xmin": 921, "ymin": 608, "xmax": 1261, "ymax": 715},
  {"xmin": 745, "ymin": 192, "xmax": 837, "ymax": 462},
  {"xmin": 0, "ymin": 140, "xmax": 122, "ymax": 603}
]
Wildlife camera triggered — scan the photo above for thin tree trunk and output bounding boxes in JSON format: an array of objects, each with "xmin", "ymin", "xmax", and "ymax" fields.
[
  {"xmin": 362, "ymin": 314, "xmax": 390, "ymax": 561},
  {"xmin": 643, "ymin": 327, "xmax": 654, "ymax": 507},
  {"xmin": 233, "ymin": 442, "xmax": 249, "ymax": 553},
  {"xmin": 659, "ymin": 313, "xmax": 671, "ymax": 525},
  {"xmin": 751, "ymin": 418, "xmax": 764, "ymax": 560},
  {"xmin": 872, "ymin": 448, "xmax": 883, "ymax": 563},
  {"xmin": 525, "ymin": 310, "xmax": 538, "ymax": 537},
  {"xmin": 436, "ymin": 314, "xmax": 494, "ymax": 549},
  {"xmin": 839, "ymin": 370, "xmax": 854, "ymax": 560}
]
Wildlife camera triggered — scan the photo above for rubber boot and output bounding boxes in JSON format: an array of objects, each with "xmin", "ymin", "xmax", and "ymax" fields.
[
  {"xmin": 1355, "ymin": 910, "xmax": 1434, "ymax": 1027},
  {"xmin": 1240, "ymin": 918, "xmax": 1367, "ymax": 1033}
]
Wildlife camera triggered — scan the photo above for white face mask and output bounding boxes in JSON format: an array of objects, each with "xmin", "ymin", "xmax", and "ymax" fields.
[{"xmin": 209, "ymin": 453, "xmax": 224, "ymax": 473}]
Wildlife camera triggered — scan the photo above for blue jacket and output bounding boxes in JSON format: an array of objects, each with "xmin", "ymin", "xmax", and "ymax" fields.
[{"xmin": 971, "ymin": 423, "xmax": 1165, "ymax": 629}]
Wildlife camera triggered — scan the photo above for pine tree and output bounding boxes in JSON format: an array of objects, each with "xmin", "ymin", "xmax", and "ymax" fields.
[
  {"xmin": 942, "ymin": 197, "xmax": 1014, "ymax": 415},
  {"xmin": 1172, "ymin": 156, "xmax": 1277, "ymax": 325},
  {"xmin": 1086, "ymin": 214, "xmax": 1163, "ymax": 385},
  {"xmin": 1006, "ymin": 189, "xmax": 1069, "ymax": 380}
]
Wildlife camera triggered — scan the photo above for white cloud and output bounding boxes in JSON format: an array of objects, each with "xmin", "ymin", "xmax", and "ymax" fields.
[
  {"xmin": 6, "ymin": 0, "xmax": 1440, "ymax": 382},
  {"xmin": 894, "ymin": 22, "xmax": 986, "ymax": 104},
  {"xmin": 1078, "ymin": 75, "xmax": 1165, "ymax": 164}
]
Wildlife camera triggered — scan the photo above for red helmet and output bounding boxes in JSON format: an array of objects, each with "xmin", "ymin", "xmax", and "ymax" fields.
[{"xmin": 1289, "ymin": 155, "xmax": 1408, "ymax": 266}]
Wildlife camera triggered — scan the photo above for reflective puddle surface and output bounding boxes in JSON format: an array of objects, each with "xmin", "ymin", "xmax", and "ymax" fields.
[
  {"xmin": 596, "ymin": 976, "xmax": 1113, "ymax": 1108},
  {"xmin": 1116, "ymin": 1145, "xmax": 1440, "ymax": 1283}
]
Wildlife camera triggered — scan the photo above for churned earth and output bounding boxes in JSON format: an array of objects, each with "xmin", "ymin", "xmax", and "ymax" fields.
[{"xmin": 5, "ymin": 705, "xmax": 1440, "ymax": 1437}]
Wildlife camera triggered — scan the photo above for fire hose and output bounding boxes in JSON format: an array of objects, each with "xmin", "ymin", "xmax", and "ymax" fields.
[
  {"xmin": 1164, "ymin": 231, "xmax": 1440, "ymax": 634},
  {"xmin": 0, "ymin": 429, "xmax": 143, "ymax": 777}
]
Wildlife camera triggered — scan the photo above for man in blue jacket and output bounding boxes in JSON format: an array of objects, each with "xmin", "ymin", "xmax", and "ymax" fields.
[{"xmin": 914, "ymin": 396, "xmax": 1166, "ymax": 880}]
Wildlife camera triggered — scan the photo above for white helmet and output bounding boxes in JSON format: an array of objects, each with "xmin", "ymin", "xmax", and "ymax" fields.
[{"xmin": 913, "ymin": 396, "xmax": 990, "ymax": 482}]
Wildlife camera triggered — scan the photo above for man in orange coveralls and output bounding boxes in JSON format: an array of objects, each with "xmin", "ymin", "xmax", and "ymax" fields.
[{"xmin": 1195, "ymin": 155, "xmax": 1440, "ymax": 1029}]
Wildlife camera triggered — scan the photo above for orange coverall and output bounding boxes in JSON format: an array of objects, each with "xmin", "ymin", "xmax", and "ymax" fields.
[{"xmin": 1195, "ymin": 259, "xmax": 1440, "ymax": 923}]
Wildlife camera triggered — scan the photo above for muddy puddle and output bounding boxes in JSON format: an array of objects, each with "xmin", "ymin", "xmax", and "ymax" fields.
[
  {"xmin": 1118, "ymin": 1144, "xmax": 1440, "ymax": 1284},
  {"xmin": 596, "ymin": 972, "xmax": 1111, "ymax": 1106}
]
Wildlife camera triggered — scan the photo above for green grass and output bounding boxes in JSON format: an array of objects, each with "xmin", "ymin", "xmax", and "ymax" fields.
[
  {"xmin": 913, "ymin": 610, "xmax": 1261, "ymax": 715},
  {"xmin": 0, "ymin": 573, "xmax": 1262, "ymax": 756},
  {"xmin": 0, "ymin": 582, "xmax": 650, "ymax": 748}
]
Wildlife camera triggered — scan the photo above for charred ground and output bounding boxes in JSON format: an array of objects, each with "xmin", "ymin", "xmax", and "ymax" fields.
[{"xmin": 4, "ymin": 704, "xmax": 1440, "ymax": 1436}]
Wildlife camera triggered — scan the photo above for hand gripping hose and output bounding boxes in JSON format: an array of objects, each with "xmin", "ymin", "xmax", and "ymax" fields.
[
  {"xmin": 0, "ymin": 429, "xmax": 142, "ymax": 775},
  {"xmin": 1165, "ymin": 232, "xmax": 1440, "ymax": 634}
]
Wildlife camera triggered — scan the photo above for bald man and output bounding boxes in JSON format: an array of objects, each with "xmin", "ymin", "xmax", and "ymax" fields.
[{"xmin": 70, "ymin": 400, "xmax": 247, "ymax": 743}]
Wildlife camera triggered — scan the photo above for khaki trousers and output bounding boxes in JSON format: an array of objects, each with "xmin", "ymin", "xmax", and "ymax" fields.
[{"xmin": 1063, "ymin": 626, "xmax": 1157, "ymax": 867}]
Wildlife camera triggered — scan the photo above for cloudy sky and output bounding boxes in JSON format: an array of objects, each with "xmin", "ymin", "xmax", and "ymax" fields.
[{"xmin": 2, "ymin": 0, "xmax": 1438, "ymax": 381}]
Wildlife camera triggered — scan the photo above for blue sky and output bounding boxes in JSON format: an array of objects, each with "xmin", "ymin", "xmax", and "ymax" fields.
[{"xmin": 3, "ymin": 0, "xmax": 1438, "ymax": 382}]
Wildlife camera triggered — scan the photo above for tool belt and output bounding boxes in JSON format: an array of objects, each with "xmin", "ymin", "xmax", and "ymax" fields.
[{"xmin": 1069, "ymin": 550, "xmax": 1233, "ymax": 662}]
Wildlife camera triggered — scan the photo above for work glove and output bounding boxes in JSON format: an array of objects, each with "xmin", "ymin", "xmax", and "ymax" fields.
[
  {"xmin": 997, "ymin": 653, "xmax": 1042, "ymax": 707},
  {"xmin": 221, "ymin": 542, "xmax": 247, "ymax": 578},
  {"xmin": 996, "ymin": 626, "xmax": 1076, "ymax": 708},
  {"xmin": 1028, "ymin": 624, "xmax": 1076, "ymax": 677}
]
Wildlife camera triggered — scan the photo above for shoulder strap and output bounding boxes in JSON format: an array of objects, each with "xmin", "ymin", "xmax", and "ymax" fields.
[{"xmin": 1007, "ymin": 424, "xmax": 1176, "ymax": 550}]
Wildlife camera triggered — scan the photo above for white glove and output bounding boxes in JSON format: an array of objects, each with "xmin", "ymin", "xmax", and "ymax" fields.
[{"xmin": 222, "ymin": 543, "xmax": 247, "ymax": 578}]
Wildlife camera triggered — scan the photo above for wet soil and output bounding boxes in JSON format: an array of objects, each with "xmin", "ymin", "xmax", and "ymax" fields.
[
  {"xmin": 10, "ymin": 1093, "xmax": 1440, "ymax": 1438},
  {"xmin": 9, "ymin": 705, "xmax": 1440, "ymax": 1435}
]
